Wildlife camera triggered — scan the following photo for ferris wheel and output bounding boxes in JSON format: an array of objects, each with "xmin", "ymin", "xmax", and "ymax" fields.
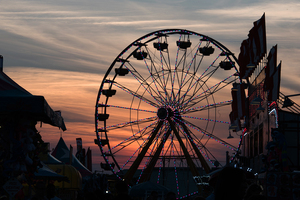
[{"xmin": 95, "ymin": 29, "xmax": 240, "ymax": 198}]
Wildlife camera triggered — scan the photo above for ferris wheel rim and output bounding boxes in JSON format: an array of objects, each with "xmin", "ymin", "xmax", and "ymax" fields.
[{"xmin": 95, "ymin": 28, "xmax": 241, "ymax": 198}]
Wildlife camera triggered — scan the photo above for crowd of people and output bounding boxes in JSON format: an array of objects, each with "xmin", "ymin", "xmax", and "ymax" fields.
[
  {"xmin": 0, "ymin": 166, "xmax": 266, "ymax": 200},
  {"xmin": 105, "ymin": 166, "xmax": 265, "ymax": 200},
  {"xmin": 206, "ymin": 167, "xmax": 264, "ymax": 200}
]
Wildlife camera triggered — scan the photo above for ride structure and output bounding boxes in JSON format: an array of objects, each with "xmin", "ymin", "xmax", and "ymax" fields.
[{"xmin": 95, "ymin": 29, "xmax": 242, "ymax": 198}]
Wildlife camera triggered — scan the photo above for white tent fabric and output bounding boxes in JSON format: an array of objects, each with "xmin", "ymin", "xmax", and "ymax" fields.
[
  {"xmin": 51, "ymin": 137, "xmax": 92, "ymax": 177},
  {"xmin": 34, "ymin": 162, "xmax": 68, "ymax": 181}
]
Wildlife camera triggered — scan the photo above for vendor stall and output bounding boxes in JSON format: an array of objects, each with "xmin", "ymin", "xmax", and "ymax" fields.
[{"xmin": 0, "ymin": 55, "xmax": 67, "ymax": 199}]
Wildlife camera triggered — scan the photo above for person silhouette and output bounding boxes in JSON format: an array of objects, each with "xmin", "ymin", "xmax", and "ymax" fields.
[
  {"xmin": 46, "ymin": 183, "xmax": 61, "ymax": 200},
  {"xmin": 32, "ymin": 181, "xmax": 48, "ymax": 200},
  {"xmin": 147, "ymin": 191, "xmax": 158, "ymax": 200},
  {"xmin": 243, "ymin": 183, "xmax": 263, "ymax": 200},
  {"xmin": 113, "ymin": 181, "xmax": 132, "ymax": 200},
  {"xmin": 214, "ymin": 167, "xmax": 247, "ymax": 200},
  {"xmin": 164, "ymin": 191, "xmax": 176, "ymax": 200}
]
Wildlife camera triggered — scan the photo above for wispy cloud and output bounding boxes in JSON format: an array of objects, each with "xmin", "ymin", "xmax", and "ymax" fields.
[
  {"xmin": 197, "ymin": 2, "xmax": 300, "ymax": 20},
  {"xmin": 1, "ymin": 0, "xmax": 300, "ymax": 172}
]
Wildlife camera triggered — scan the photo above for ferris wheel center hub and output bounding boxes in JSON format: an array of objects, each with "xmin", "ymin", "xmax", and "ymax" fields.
[
  {"xmin": 157, "ymin": 107, "xmax": 179, "ymax": 120},
  {"xmin": 157, "ymin": 107, "xmax": 168, "ymax": 120}
]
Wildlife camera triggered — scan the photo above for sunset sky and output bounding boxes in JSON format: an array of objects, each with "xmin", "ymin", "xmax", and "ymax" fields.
[{"xmin": 1, "ymin": 0, "xmax": 300, "ymax": 172}]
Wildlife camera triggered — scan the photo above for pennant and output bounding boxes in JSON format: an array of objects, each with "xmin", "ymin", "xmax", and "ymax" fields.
[
  {"xmin": 238, "ymin": 39, "xmax": 250, "ymax": 78},
  {"xmin": 229, "ymin": 111, "xmax": 241, "ymax": 132},
  {"xmin": 236, "ymin": 83, "xmax": 246, "ymax": 118},
  {"xmin": 252, "ymin": 13, "xmax": 267, "ymax": 63},
  {"xmin": 230, "ymin": 83, "xmax": 245, "ymax": 132},
  {"xmin": 238, "ymin": 13, "xmax": 267, "ymax": 79},
  {"xmin": 264, "ymin": 45, "xmax": 277, "ymax": 92},
  {"xmin": 268, "ymin": 63, "xmax": 281, "ymax": 101},
  {"xmin": 266, "ymin": 45, "xmax": 278, "ymax": 78},
  {"xmin": 231, "ymin": 83, "xmax": 246, "ymax": 119}
]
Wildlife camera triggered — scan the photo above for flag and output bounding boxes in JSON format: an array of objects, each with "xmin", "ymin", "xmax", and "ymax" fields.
[
  {"xmin": 268, "ymin": 62, "xmax": 281, "ymax": 101},
  {"xmin": 231, "ymin": 83, "xmax": 246, "ymax": 119},
  {"xmin": 266, "ymin": 45, "xmax": 277, "ymax": 78},
  {"xmin": 251, "ymin": 13, "xmax": 267, "ymax": 63},
  {"xmin": 238, "ymin": 39, "xmax": 250, "ymax": 78},
  {"xmin": 230, "ymin": 83, "xmax": 245, "ymax": 132},
  {"xmin": 238, "ymin": 13, "xmax": 267, "ymax": 79},
  {"xmin": 229, "ymin": 111, "xmax": 241, "ymax": 132},
  {"xmin": 236, "ymin": 83, "xmax": 246, "ymax": 118},
  {"xmin": 264, "ymin": 45, "xmax": 277, "ymax": 92}
]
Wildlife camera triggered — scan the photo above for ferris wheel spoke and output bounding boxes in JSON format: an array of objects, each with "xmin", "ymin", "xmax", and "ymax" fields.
[
  {"xmin": 176, "ymin": 120, "xmax": 211, "ymax": 173},
  {"xmin": 148, "ymin": 36, "xmax": 172, "ymax": 77},
  {"xmin": 171, "ymin": 137, "xmax": 180, "ymax": 196},
  {"xmin": 124, "ymin": 120, "xmax": 164, "ymax": 184},
  {"xmin": 142, "ymin": 46, "xmax": 167, "ymax": 94},
  {"xmin": 167, "ymin": 118, "xmax": 201, "ymax": 182},
  {"xmin": 156, "ymin": 37, "xmax": 172, "ymax": 101},
  {"xmin": 124, "ymin": 62, "xmax": 164, "ymax": 105},
  {"xmin": 137, "ymin": 141, "xmax": 158, "ymax": 183},
  {"xmin": 193, "ymin": 41, "xmax": 214, "ymax": 73},
  {"xmin": 177, "ymin": 123, "xmax": 216, "ymax": 166},
  {"xmin": 160, "ymin": 42, "xmax": 172, "ymax": 71},
  {"xmin": 174, "ymin": 42, "xmax": 202, "ymax": 102},
  {"xmin": 180, "ymin": 74, "xmax": 236, "ymax": 110},
  {"xmin": 170, "ymin": 34, "xmax": 182, "ymax": 103},
  {"xmin": 181, "ymin": 115, "xmax": 230, "ymax": 125},
  {"xmin": 117, "ymin": 129, "xmax": 153, "ymax": 172},
  {"xmin": 107, "ymin": 121, "xmax": 157, "ymax": 155},
  {"xmin": 117, "ymin": 122, "xmax": 163, "ymax": 172},
  {"xmin": 139, "ymin": 129, "xmax": 172, "ymax": 183},
  {"xmin": 174, "ymin": 45, "xmax": 194, "ymax": 100},
  {"xmin": 200, "ymin": 143, "xmax": 223, "ymax": 167},
  {"xmin": 113, "ymin": 82, "xmax": 160, "ymax": 108},
  {"xmin": 177, "ymin": 118, "xmax": 237, "ymax": 151},
  {"xmin": 178, "ymin": 67, "xmax": 220, "ymax": 109},
  {"xmin": 187, "ymin": 132, "xmax": 220, "ymax": 167},
  {"xmin": 177, "ymin": 54, "xmax": 222, "ymax": 107},
  {"xmin": 181, "ymin": 100, "xmax": 232, "ymax": 114},
  {"xmin": 98, "ymin": 103, "xmax": 156, "ymax": 113},
  {"xmin": 162, "ymin": 41, "xmax": 173, "ymax": 101},
  {"xmin": 136, "ymin": 129, "xmax": 164, "ymax": 184},
  {"xmin": 177, "ymin": 68, "xmax": 217, "ymax": 108},
  {"xmin": 143, "ymin": 47, "xmax": 170, "ymax": 102},
  {"xmin": 193, "ymin": 54, "xmax": 204, "ymax": 74},
  {"xmin": 110, "ymin": 137, "xmax": 143, "ymax": 156},
  {"xmin": 101, "ymin": 116, "xmax": 157, "ymax": 130},
  {"xmin": 181, "ymin": 84, "xmax": 234, "ymax": 111}
]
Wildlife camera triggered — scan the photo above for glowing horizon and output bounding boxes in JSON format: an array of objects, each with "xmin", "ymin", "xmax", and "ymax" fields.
[{"xmin": 2, "ymin": 1, "xmax": 300, "ymax": 174}]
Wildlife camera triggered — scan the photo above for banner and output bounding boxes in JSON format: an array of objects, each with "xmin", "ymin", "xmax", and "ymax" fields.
[
  {"xmin": 238, "ymin": 13, "xmax": 267, "ymax": 79},
  {"xmin": 268, "ymin": 63, "xmax": 281, "ymax": 101}
]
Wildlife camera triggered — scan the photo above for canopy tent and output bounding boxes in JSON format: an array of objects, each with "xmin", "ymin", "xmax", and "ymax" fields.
[
  {"xmin": 34, "ymin": 162, "xmax": 68, "ymax": 181},
  {"xmin": 51, "ymin": 137, "xmax": 92, "ymax": 177},
  {"xmin": 40, "ymin": 152, "xmax": 63, "ymax": 165},
  {"xmin": 48, "ymin": 164, "xmax": 82, "ymax": 190},
  {"xmin": 0, "ymin": 56, "xmax": 66, "ymax": 131}
]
